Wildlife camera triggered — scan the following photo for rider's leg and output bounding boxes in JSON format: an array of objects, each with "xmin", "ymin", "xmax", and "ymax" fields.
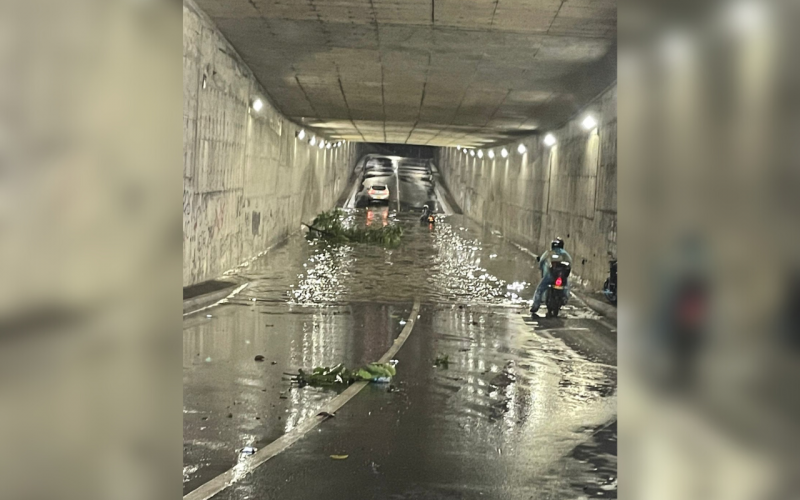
[{"xmin": 530, "ymin": 276, "xmax": 551, "ymax": 312}]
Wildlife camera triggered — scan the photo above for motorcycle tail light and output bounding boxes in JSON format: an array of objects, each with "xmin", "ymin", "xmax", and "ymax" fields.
[{"xmin": 555, "ymin": 277, "xmax": 563, "ymax": 287}]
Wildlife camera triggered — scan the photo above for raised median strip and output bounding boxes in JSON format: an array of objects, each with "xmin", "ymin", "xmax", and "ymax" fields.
[{"xmin": 184, "ymin": 299, "xmax": 422, "ymax": 500}]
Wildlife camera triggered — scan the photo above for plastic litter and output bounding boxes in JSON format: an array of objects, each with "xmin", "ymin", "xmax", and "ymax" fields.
[{"xmin": 240, "ymin": 446, "xmax": 257, "ymax": 456}]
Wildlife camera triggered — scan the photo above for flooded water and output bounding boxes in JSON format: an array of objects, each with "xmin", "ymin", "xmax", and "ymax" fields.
[
  {"xmin": 184, "ymin": 204, "xmax": 616, "ymax": 498},
  {"xmin": 284, "ymin": 211, "xmax": 536, "ymax": 306}
]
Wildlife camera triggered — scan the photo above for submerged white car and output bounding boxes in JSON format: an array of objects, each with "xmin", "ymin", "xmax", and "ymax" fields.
[{"xmin": 367, "ymin": 184, "xmax": 390, "ymax": 202}]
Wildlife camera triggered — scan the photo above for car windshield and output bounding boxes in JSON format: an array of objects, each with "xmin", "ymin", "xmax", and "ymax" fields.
[{"xmin": 370, "ymin": 185, "xmax": 387, "ymax": 191}]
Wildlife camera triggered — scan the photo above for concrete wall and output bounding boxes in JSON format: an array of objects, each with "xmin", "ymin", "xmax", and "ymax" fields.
[
  {"xmin": 183, "ymin": 0, "xmax": 359, "ymax": 286},
  {"xmin": 435, "ymin": 85, "xmax": 617, "ymax": 290}
]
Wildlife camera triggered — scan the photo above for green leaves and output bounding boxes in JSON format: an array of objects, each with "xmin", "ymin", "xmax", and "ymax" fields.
[
  {"xmin": 306, "ymin": 209, "xmax": 404, "ymax": 248},
  {"xmin": 433, "ymin": 354, "xmax": 450, "ymax": 369},
  {"xmin": 293, "ymin": 362, "xmax": 397, "ymax": 387}
]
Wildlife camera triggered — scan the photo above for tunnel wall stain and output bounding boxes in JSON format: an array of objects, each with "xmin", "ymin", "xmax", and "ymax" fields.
[
  {"xmin": 183, "ymin": 0, "xmax": 359, "ymax": 286},
  {"xmin": 435, "ymin": 85, "xmax": 617, "ymax": 291}
]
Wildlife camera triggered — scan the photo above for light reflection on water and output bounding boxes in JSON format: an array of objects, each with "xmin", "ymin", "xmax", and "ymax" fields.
[
  {"xmin": 288, "ymin": 212, "xmax": 532, "ymax": 307},
  {"xmin": 184, "ymin": 208, "xmax": 615, "ymax": 498}
]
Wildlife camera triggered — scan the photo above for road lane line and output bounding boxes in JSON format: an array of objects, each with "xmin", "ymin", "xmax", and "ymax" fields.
[
  {"xmin": 184, "ymin": 299, "xmax": 422, "ymax": 500},
  {"xmin": 538, "ymin": 327, "xmax": 591, "ymax": 332}
]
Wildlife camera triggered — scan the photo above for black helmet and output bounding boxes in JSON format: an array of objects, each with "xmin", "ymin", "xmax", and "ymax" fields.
[{"xmin": 551, "ymin": 237, "xmax": 565, "ymax": 250}]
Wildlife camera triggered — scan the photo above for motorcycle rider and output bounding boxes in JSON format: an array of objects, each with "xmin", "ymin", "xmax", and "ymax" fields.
[
  {"xmin": 530, "ymin": 237, "xmax": 572, "ymax": 317},
  {"xmin": 420, "ymin": 204, "xmax": 432, "ymax": 222}
]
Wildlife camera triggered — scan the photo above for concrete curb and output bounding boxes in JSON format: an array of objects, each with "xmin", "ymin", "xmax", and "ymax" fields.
[
  {"xmin": 183, "ymin": 283, "xmax": 240, "ymax": 315},
  {"xmin": 572, "ymin": 291, "xmax": 617, "ymax": 322},
  {"xmin": 184, "ymin": 299, "xmax": 423, "ymax": 500}
]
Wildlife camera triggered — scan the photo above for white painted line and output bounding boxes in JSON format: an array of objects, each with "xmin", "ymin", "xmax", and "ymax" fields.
[
  {"xmin": 576, "ymin": 361, "xmax": 618, "ymax": 371},
  {"xmin": 598, "ymin": 319, "xmax": 615, "ymax": 330},
  {"xmin": 184, "ymin": 299, "xmax": 422, "ymax": 500},
  {"xmin": 537, "ymin": 327, "xmax": 591, "ymax": 332},
  {"xmin": 183, "ymin": 283, "xmax": 249, "ymax": 318}
]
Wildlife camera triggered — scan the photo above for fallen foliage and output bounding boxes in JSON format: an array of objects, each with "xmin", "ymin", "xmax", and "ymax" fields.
[
  {"xmin": 305, "ymin": 209, "xmax": 403, "ymax": 248},
  {"xmin": 292, "ymin": 362, "xmax": 397, "ymax": 387}
]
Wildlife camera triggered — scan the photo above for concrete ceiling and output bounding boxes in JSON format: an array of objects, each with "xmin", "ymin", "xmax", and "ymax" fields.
[{"xmin": 197, "ymin": 0, "xmax": 616, "ymax": 146}]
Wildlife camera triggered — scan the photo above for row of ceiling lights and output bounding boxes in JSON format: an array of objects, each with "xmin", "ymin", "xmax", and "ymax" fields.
[
  {"xmin": 251, "ymin": 96, "xmax": 598, "ymax": 155},
  {"xmin": 456, "ymin": 114, "xmax": 598, "ymax": 157},
  {"xmin": 250, "ymin": 98, "xmax": 345, "ymax": 150},
  {"xmin": 296, "ymin": 129, "xmax": 345, "ymax": 149}
]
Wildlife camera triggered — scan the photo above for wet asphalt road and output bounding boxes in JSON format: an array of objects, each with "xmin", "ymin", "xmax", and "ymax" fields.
[
  {"xmin": 351, "ymin": 155, "xmax": 443, "ymax": 212},
  {"xmin": 184, "ymin": 157, "xmax": 617, "ymax": 499}
]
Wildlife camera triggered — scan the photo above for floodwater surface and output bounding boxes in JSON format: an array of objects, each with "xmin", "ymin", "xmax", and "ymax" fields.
[{"xmin": 184, "ymin": 161, "xmax": 616, "ymax": 499}]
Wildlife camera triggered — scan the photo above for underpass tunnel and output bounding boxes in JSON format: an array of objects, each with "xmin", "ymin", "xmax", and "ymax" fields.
[
  {"xmin": 183, "ymin": 1, "xmax": 619, "ymax": 497},
  {"xmin": 183, "ymin": 0, "xmax": 617, "ymax": 291}
]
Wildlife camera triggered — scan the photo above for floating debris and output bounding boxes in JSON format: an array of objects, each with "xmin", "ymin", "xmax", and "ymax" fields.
[
  {"xmin": 291, "ymin": 362, "xmax": 397, "ymax": 387},
  {"xmin": 305, "ymin": 209, "xmax": 403, "ymax": 248},
  {"xmin": 434, "ymin": 354, "xmax": 450, "ymax": 369}
]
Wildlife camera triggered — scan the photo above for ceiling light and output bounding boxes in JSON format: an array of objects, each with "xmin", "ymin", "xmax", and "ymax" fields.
[
  {"xmin": 309, "ymin": 136, "xmax": 316, "ymax": 146},
  {"xmin": 456, "ymin": 146, "xmax": 462, "ymax": 151},
  {"xmin": 517, "ymin": 143, "xmax": 527, "ymax": 154},
  {"xmin": 297, "ymin": 129, "xmax": 306, "ymax": 140},
  {"xmin": 582, "ymin": 115, "xmax": 597, "ymax": 130},
  {"xmin": 326, "ymin": 143, "xmax": 332, "ymax": 149},
  {"xmin": 251, "ymin": 98, "xmax": 263, "ymax": 112},
  {"xmin": 488, "ymin": 150, "xmax": 495, "ymax": 159},
  {"xmin": 319, "ymin": 140, "xmax": 325, "ymax": 149},
  {"xmin": 469, "ymin": 150, "xmax": 475, "ymax": 157},
  {"xmin": 477, "ymin": 150, "xmax": 484, "ymax": 158},
  {"xmin": 501, "ymin": 148, "xmax": 508, "ymax": 158},
  {"xmin": 544, "ymin": 133, "xmax": 556, "ymax": 146}
]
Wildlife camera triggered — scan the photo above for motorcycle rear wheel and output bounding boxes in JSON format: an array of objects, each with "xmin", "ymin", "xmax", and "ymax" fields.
[{"xmin": 546, "ymin": 297, "xmax": 561, "ymax": 317}]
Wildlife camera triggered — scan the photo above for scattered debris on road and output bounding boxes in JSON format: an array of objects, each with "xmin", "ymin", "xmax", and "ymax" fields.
[
  {"xmin": 240, "ymin": 447, "xmax": 257, "ymax": 456},
  {"xmin": 305, "ymin": 209, "xmax": 403, "ymax": 248},
  {"xmin": 254, "ymin": 355, "xmax": 265, "ymax": 362},
  {"xmin": 292, "ymin": 362, "xmax": 397, "ymax": 387},
  {"xmin": 434, "ymin": 354, "xmax": 450, "ymax": 368},
  {"xmin": 329, "ymin": 454, "xmax": 349, "ymax": 460}
]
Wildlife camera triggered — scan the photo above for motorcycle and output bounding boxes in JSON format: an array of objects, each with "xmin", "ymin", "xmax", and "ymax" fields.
[
  {"xmin": 603, "ymin": 258, "xmax": 617, "ymax": 304},
  {"xmin": 543, "ymin": 260, "xmax": 571, "ymax": 317},
  {"xmin": 420, "ymin": 205, "xmax": 435, "ymax": 226}
]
